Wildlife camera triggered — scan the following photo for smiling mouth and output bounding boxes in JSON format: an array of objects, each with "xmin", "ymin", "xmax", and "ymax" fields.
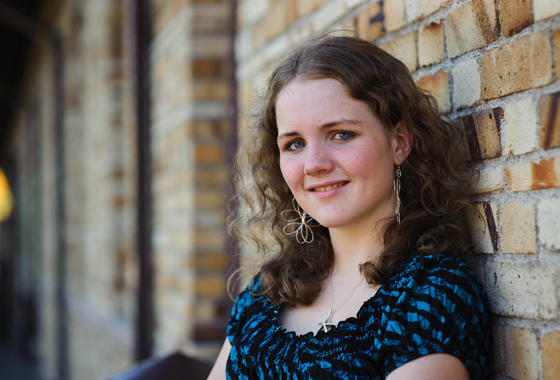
[{"xmin": 311, "ymin": 182, "xmax": 348, "ymax": 192}]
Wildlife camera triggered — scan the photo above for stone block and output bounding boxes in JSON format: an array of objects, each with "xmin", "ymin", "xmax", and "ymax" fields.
[
  {"xmin": 380, "ymin": 31, "xmax": 418, "ymax": 73},
  {"xmin": 506, "ymin": 157, "xmax": 560, "ymax": 192},
  {"xmin": 474, "ymin": 167, "xmax": 506, "ymax": 193},
  {"xmin": 539, "ymin": 91, "xmax": 560, "ymax": 150},
  {"xmin": 499, "ymin": 0, "xmax": 534, "ymax": 37},
  {"xmin": 466, "ymin": 202, "xmax": 497, "ymax": 254},
  {"xmin": 538, "ymin": 197, "xmax": 560, "ymax": 251},
  {"xmin": 492, "ymin": 324, "xmax": 505, "ymax": 373},
  {"xmin": 504, "ymin": 327, "xmax": 539, "ymax": 380},
  {"xmin": 452, "ymin": 58, "xmax": 481, "ymax": 109},
  {"xmin": 481, "ymin": 32, "xmax": 554, "ymax": 100},
  {"xmin": 351, "ymin": 3, "xmax": 383, "ymax": 41},
  {"xmin": 479, "ymin": 261, "xmax": 559, "ymax": 319},
  {"xmin": 534, "ymin": 0, "xmax": 560, "ymax": 21},
  {"xmin": 503, "ymin": 98, "xmax": 539, "ymax": 156},
  {"xmin": 542, "ymin": 331, "xmax": 560, "ymax": 380},
  {"xmin": 446, "ymin": 0, "xmax": 498, "ymax": 58},
  {"xmin": 405, "ymin": 0, "xmax": 449, "ymax": 23},
  {"xmin": 502, "ymin": 200, "xmax": 536, "ymax": 254},
  {"xmin": 416, "ymin": 69, "xmax": 450, "ymax": 112},
  {"xmin": 384, "ymin": 0, "xmax": 406, "ymax": 32},
  {"xmin": 418, "ymin": 20, "xmax": 445, "ymax": 66},
  {"xmin": 463, "ymin": 107, "xmax": 502, "ymax": 161}
]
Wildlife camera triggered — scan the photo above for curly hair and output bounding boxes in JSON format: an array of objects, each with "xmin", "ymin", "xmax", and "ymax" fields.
[{"xmin": 229, "ymin": 36, "xmax": 476, "ymax": 307}]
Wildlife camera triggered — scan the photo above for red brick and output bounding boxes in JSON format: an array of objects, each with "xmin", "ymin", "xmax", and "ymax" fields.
[
  {"xmin": 416, "ymin": 69, "xmax": 450, "ymax": 112},
  {"xmin": 506, "ymin": 157, "xmax": 560, "ymax": 192},
  {"xmin": 481, "ymin": 32, "xmax": 554, "ymax": 100},
  {"xmin": 418, "ymin": 20, "xmax": 445, "ymax": 66},
  {"xmin": 463, "ymin": 108, "xmax": 502, "ymax": 161},
  {"xmin": 499, "ymin": 0, "xmax": 534, "ymax": 38},
  {"xmin": 539, "ymin": 92, "xmax": 560, "ymax": 150},
  {"xmin": 542, "ymin": 331, "xmax": 560, "ymax": 380}
]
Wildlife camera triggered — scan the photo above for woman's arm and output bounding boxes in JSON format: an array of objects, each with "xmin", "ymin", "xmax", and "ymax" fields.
[
  {"xmin": 207, "ymin": 338, "xmax": 232, "ymax": 380},
  {"xmin": 386, "ymin": 354, "xmax": 470, "ymax": 380}
]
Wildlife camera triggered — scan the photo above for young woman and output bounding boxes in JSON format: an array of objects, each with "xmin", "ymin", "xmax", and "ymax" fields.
[{"xmin": 208, "ymin": 36, "xmax": 490, "ymax": 380}]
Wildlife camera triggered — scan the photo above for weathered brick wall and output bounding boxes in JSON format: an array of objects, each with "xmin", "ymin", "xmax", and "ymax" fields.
[
  {"xmin": 150, "ymin": 0, "xmax": 234, "ymax": 360},
  {"xmin": 235, "ymin": 0, "xmax": 560, "ymax": 378}
]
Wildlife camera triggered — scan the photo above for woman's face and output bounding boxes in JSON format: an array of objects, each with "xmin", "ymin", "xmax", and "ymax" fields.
[{"xmin": 276, "ymin": 77, "xmax": 402, "ymax": 231}]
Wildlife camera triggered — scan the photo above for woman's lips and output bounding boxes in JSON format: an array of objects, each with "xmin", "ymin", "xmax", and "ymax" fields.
[{"xmin": 311, "ymin": 181, "xmax": 347, "ymax": 192}]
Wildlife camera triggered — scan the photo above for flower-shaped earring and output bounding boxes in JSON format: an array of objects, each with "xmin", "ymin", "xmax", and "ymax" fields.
[{"xmin": 281, "ymin": 198, "xmax": 317, "ymax": 244}]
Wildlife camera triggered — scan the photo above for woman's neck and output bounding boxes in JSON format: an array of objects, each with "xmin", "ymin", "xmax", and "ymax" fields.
[{"xmin": 328, "ymin": 221, "xmax": 386, "ymax": 276}]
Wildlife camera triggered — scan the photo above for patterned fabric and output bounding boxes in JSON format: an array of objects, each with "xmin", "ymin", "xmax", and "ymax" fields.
[{"xmin": 226, "ymin": 252, "xmax": 491, "ymax": 380}]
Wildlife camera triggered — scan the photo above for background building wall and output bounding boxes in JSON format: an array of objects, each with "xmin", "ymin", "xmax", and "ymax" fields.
[{"xmin": 235, "ymin": 1, "xmax": 560, "ymax": 379}]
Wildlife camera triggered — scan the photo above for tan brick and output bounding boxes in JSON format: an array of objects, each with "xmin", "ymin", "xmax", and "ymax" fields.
[
  {"xmin": 296, "ymin": 0, "xmax": 322, "ymax": 17},
  {"xmin": 264, "ymin": 2, "xmax": 287, "ymax": 41},
  {"xmin": 194, "ymin": 143, "xmax": 223, "ymax": 163},
  {"xmin": 195, "ymin": 275, "xmax": 224, "ymax": 298},
  {"xmin": 504, "ymin": 327, "xmax": 539, "ymax": 380},
  {"xmin": 538, "ymin": 198, "xmax": 560, "ymax": 251},
  {"xmin": 555, "ymin": 30, "xmax": 560, "ymax": 78},
  {"xmin": 190, "ymin": 120, "xmax": 231, "ymax": 138},
  {"xmin": 466, "ymin": 202, "xmax": 498, "ymax": 254},
  {"xmin": 194, "ymin": 190, "xmax": 225, "ymax": 209},
  {"xmin": 193, "ymin": 80, "xmax": 231, "ymax": 101},
  {"xmin": 492, "ymin": 325, "xmax": 505, "ymax": 373},
  {"xmin": 542, "ymin": 331, "xmax": 560, "ymax": 380},
  {"xmin": 506, "ymin": 157, "xmax": 560, "ymax": 192},
  {"xmin": 499, "ymin": 0, "xmax": 534, "ymax": 38},
  {"xmin": 418, "ymin": 20, "xmax": 445, "ymax": 66},
  {"xmin": 452, "ymin": 58, "xmax": 481, "ymax": 109},
  {"xmin": 534, "ymin": 0, "xmax": 560, "ymax": 21},
  {"xmin": 539, "ymin": 92, "xmax": 560, "ymax": 150},
  {"xmin": 416, "ymin": 69, "xmax": 450, "ymax": 112},
  {"xmin": 502, "ymin": 200, "xmax": 536, "ymax": 254},
  {"xmin": 194, "ymin": 229, "xmax": 225, "ymax": 250},
  {"xmin": 195, "ymin": 167, "xmax": 227, "ymax": 186},
  {"xmin": 503, "ymin": 98, "xmax": 539, "ymax": 156},
  {"xmin": 193, "ymin": 253, "xmax": 229, "ymax": 271},
  {"xmin": 351, "ymin": 3, "xmax": 383, "ymax": 41},
  {"xmin": 480, "ymin": 262, "xmax": 559, "ymax": 319},
  {"xmin": 381, "ymin": 31, "xmax": 417, "ymax": 73},
  {"xmin": 481, "ymin": 32, "xmax": 554, "ymax": 100},
  {"xmin": 384, "ymin": 0, "xmax": 406, "ymax": 32},
  {"xmin": 405, "ymin": 0, "xmax": 449, "ymax": 23},
  {"xmin": 463, "ymin": 108, "xmax": 502, "ymax": 161},
  {"xmin": 475, "ymin": 167, "xmax": 506, "ymax": 193},
  {"xmin": 446, "ymin": 0, "xmax": 498, "ymax": 58}
]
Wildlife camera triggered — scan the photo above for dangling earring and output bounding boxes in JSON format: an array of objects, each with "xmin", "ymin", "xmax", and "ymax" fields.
[
  {"xmin": 393, "ymin": 165, "xmax": 402, "ymax": 224},
  {"xmin": 281, "ymin": 198, "xmax": 317, "ymax": 244}
]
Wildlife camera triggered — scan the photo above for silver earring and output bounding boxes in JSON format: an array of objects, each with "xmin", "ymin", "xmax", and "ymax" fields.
[
  {"xmin": 394, "ymin": 165, "xmax": 402, "ymax": 224},
  {"xmin": 281, "ymin": 198, "xmax": 316, "ymax": 244}
]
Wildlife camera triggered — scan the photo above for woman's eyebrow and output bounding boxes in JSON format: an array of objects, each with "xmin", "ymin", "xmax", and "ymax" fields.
[{"xmin": 277, "ymin": 119, "xmax": 362, "ymax": 140}]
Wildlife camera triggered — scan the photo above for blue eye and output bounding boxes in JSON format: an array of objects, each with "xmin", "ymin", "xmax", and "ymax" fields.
[
  {"xmin": 334, "ymin": 131, "xmax": 353, "ymax": 140},
  {"xmin": 286, "ymin": 140, "xmax": 305, "ymax": 151}
]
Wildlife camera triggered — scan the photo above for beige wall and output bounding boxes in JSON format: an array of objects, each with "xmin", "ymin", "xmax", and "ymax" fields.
[{"xmin": 235, "ymin": 0, "xmax": 560, "ymax": 379}]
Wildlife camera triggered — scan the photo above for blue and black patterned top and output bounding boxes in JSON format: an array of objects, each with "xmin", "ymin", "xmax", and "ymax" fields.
[{"xmin": 226, "ymin": 252, "xmax": 491, "ymax": 380}]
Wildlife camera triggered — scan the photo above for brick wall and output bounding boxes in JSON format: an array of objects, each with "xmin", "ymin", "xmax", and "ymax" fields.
[
  {"xmin": 235, "ymin": 0, "xmax": 560, "ymax": 378},
  {"xmin": 149, "ymin": 0, "xmax": 235, "ymax": 360}
]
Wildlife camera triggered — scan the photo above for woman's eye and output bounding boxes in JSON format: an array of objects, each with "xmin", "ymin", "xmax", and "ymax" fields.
[
  {"xmin": 286, "ymin": 140, "xmax": 305, "ymax": 151},
  {"xmin": 333, "ymin": 131, "xmax": 353, "ymax": 141}
]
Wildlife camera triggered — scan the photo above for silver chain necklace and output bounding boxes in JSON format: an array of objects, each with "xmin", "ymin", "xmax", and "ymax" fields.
[{"xmin": 318, "ymin": 276, "xmax": 365, "ymax": 333}]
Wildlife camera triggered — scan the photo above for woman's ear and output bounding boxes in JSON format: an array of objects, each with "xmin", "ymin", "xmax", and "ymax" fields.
[{"xmin": 393, "ymin": 121, "xmax": 413, "ymax": 165}]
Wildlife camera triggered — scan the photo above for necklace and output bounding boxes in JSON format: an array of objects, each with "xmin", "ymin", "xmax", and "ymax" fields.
[{"xmin": 318, "ymin": 276, "xmax": 365, "ymax": 333}]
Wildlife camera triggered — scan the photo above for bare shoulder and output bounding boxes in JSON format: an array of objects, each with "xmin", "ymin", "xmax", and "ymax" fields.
[{"xmin": 386, "ymin": 353, "xmax": 470, "ymax": 380}]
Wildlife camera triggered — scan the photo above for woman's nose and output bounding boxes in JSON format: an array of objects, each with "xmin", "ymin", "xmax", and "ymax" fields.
[{"xmin": 303, "ymin": 145, "xmax": 333, "ymax": 175}]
